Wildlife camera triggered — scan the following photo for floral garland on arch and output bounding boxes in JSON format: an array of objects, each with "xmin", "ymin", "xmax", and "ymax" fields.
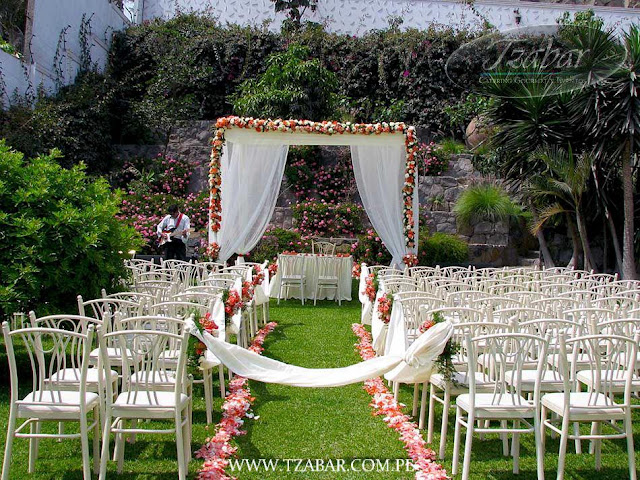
[
  {"xmin": 196, "ymin": 321, "xmax": 278, "ymax": 480},
  {"xmin": 352, "ymin": 324, "xmax": 448, "ymax": 480},
  {"xmin": 209, "ymin": 116, "xmax": 418, "ymax": 250}
]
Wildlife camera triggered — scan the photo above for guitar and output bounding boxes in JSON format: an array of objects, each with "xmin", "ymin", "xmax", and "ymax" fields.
[{"xmin": 158, "ymin": 227, "xmax": 194, "ymax": 247}]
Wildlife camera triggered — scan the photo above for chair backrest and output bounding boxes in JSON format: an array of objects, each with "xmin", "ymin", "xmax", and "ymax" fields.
[
  {"xmin": 150, "ymin": 301, "xmax": 211, "ymax": 319},
  {"xmin": 312, "ymin": 241, "xmax": 336, "ymax": 255},
  {"xmin": 560, "ymin": 332, "xmax": 640, "ymax": 408},
  {"xmin": 101, "ymin": 289, "xmax": 156, "ymax": 304},
  {"xmin": 278, "ymin": 254, "xmax": 306, "ymax": 278},
  {"xmin": 29, "ymin": 311, "xmax": 100, "ymax": 334},
  {"xmin": 78, "ymin": 295, "xmax": 142, "ymax": 321},
  {"xmin": 3, "ymin": 322, "xmax": 95, "ymax": 406},
  {"xmin": 315, "ymin": 255, "xmax": 341, "ymax": 279},
  {"xmin": 117, "ymin": 315, "xmax": 188, "ymax": 353},
  {"xmin": 424, "ymin": 306, "xmax": 485, "ymax": 324},
  {"xmin": 466, "ymin": 332, "xmax": 548, "ymax": 407},
  {"xmin": 101, "ymin": 328, "xmax": 189, "ymax": 406}
]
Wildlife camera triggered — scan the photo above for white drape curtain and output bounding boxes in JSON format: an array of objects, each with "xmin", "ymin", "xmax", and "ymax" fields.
[
  {"xmin": 351, "ymin": 145, "xmax": 410, "ymax": 267},
  {"xmin": 214, "ymin": 142, "xmax": 289, "ymax": 262}
]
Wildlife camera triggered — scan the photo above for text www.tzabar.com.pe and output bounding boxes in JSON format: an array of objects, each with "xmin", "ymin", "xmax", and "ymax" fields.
[{"xmin": 227, "ymin": 458, "xmax": 417, "ymax": 473}]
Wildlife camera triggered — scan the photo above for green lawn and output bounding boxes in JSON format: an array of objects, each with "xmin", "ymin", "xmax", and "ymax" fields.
[{"xmin": 0, "ymin": 287, "xmax": 639, "ymax": 478}]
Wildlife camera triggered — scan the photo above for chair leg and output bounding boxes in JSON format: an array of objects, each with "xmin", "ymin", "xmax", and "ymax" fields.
[
  {"xmin": 28, "ymin": 420, "xmax": 39, "ymax": 473},
  {"xmin": 536, "ymin": 408, "xmax": 545, "ymax": 480},
  {"xmin": 218, "ymin": 365, "xmax": 226, "ymax": 398},
  {"xmin": 439, "ymin": 388, "xmax": 451, "ymax": 459},
  {"xmin": 418, "ymin": 381, "xmax": 429, "ymax": 430},
  {"xmin": 594, "ymin": 421, "xmax": 602, "ymax": 470},
  {"xmin": 1, "ymin": 406, "xmax": 16, "ymax": 480},
  {"xmin": 175, "ymin": 413, "xmax": 186, "ymax": 480},
  {"xmin": 501, "ymin": 420, "xmax": 509, "ymax": 456},
  {"xmin": 427, "ymin": 384, "xmax": 436, "ymax": 443},
  {"xmin": 452, "ymin": 406, "xmax": 463, "ymax": 476},
  {"xmin": 203, "ymin": 368, "xmax": 213, "ymax": 425},
  {"xmin": 556, "ymin": 415, "xmax": 571, "ymax": 480},
  {"xmin": 573, "ymin": 422, "xmax": 582, "ymax": 454},
  {"xmin": 625, "ymin": 413, "xmax": 637, "ymax": 480},
  {"xmin": 99, "ymin": 414, "xmax": 112, "ymax": 480},
  {"xmin": 183, "ymin": 409, "xmax": 191, "ymax": 465},
  {"xmin": 512, "ymin": 420, "xmax": 521, "ymax": 474},
  {"xmin": 93, "ymin": 407, "xmax": 100, "ymax": 475},
  {"xmin": 114, "ymin": 420, "xmax": 125, "ymax": 472},
  {"xmin": 80, "ymin": 415, "xmax": 91, "ymax": 480},
  {"xmin": 461, "ymin": 413, "xmax": 475, "ymax": 480},
  {"xmin": 412, "ymin": 383, "xmax": 420, "ymax": 417}
]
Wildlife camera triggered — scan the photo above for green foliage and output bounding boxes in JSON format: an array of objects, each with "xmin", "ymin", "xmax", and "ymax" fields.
[
  {"xmin": 437, "ymin": 138, "xmax": 466, "ymax": 155},
  {"xmin": 0, "ymin": 141, "xmax": 142, "ymax": 318},
  {"xmin": 454, "ymin": 183, "xmax": 523, "ymax": 226},
  {"xmin": 443, "ymin": 93, "xmax": 493, "ymax": 137},
  {"xmin": 271, "ymin": 0, "xmax": 318, "ymax": 32},
  {"xmin": 418, "ymin": 232, "xmax": 469, "ymax": 267},
  {"xmin": 0, "ymin": 0, "xmax": 25, "ymax": 50},
  {"xmin": 231, "ymin": 43, "xmax": 340, "ymax": 121},
  {"xmin": 251, "ymin": 228, "xmax": 308, "ymax": 263},
  {"xmin": 0, "ymin": 72, "xmax": 116, "ymax": 174}
]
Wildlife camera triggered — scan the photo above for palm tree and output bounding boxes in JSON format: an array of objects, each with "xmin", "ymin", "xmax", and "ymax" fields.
[
  {"xmin": 564, "ymin": 22, "xmax": 638, "ymax": 278},
  {"xmin": 526, "ymin": 145, "xmax": 596, "ymax": 271}
]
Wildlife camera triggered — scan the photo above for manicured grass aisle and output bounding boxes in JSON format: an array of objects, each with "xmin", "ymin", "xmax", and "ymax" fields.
[{"xmin": 234, "ymin": 293, "xmax": 414, "ymax": 479}]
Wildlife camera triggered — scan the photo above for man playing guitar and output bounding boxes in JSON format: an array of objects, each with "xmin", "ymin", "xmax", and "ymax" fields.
[{"xmin": 156, "ymin": 204, "xmax": 190, "ymax": 261}]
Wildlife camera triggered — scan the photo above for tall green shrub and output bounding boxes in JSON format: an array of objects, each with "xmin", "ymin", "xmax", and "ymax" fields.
[
  {"xmin": 0, "ymin": 141, "xmax": 142, "ymax": 317},
  {"xmin": 418, "ymin": 232, "xmax": 468, "ymax": 266},
  {"xmin": 231, "ymin": 43, "xmax": 340, "ymax": 120}
]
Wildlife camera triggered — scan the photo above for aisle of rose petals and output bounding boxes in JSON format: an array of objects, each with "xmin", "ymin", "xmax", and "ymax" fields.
[
  {"xmin": 196, "ymin": 322, "xmax": 278, "ymax": 480},
  {"xmin": 351, "ymin": 323, "xmax": 448, "ymax": 480}
]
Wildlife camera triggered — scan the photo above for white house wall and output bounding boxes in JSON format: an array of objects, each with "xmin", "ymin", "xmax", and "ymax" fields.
[{"xmin": 138, "ymin": 0, "xmax": 640, "ymax": 33}]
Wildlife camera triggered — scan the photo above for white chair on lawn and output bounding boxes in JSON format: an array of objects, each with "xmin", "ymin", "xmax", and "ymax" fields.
[
  {"xmin": 1, "ymin": 323, "xmax": 100, "ymax": 480},
  {"xmin": 99, "ymin": 328, "xmax": 192, "ymax": 480},
  {"xmin": 452, "ymin": 333, "xmax": 548, "ymax": 480},
  {"xmin": 314, "ymin": 255, "xmax": 342, "ymax": 305},
  {"xmin": 540, "ymin": 332, "xmax": 639, "ymax": 480},
  {"xmin": 277, "ymin": 254, "xmax": 307, "ymax": 305}
]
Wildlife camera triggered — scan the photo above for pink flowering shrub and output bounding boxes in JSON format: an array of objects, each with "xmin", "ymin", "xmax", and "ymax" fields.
[
  {"xmin": 117, "ymin": 153, "xmax": 201, "ymax": 253},
  {"xmin": 351, "ymin": 229, "xmax": 393, "ymax": 265},
  {"xmin": 415, "ymin": 142, "xmax": 448, "ymax": 177},
  {"xmin": 285, "ymin": 146, "xmax": 355, "ymax": 202},
  {"xmin": 292, "ymin": 201, "xmax": 364, "ymax": 238}
]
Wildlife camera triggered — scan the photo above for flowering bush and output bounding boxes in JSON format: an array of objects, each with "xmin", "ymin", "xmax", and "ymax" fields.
[
  {"xmin": 415, "ymin": 142, "xmax": 449, "ymax": 177},
  {"xmin": 292, "ymin": 201, "xmax": 364, "ymax": 238},
  {"xmin": 351, "ymin": 229, "xmax": 393, "ymax": 265},
  {"xmin": 250, "ymin": 227, "xmax": 310, "ymax": 264}
]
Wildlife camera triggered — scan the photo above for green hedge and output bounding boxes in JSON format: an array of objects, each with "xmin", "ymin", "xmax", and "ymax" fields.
[{"xmin": 418, "ymin": 232, "xmax": 468, "ymax": 267}]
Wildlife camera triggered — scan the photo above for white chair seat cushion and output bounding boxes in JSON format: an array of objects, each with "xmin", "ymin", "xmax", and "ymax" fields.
[
  {"xmin": 130, "ymin": 371, "xmax": 179, "ymax": 386},
  {"xmin": 576, "ymin": 369, "xmax": 640, "ymax": 393},
  {"xmin": 18, "ymin": 391, "xmax": 99, "ymax": 419},
  {"xmin": 541, "ymin": 392, "xmax": 625, "ymax": 420},
  {"xmin": 46, "ymin": 367, "xmax": 118, "ymax": 386},
  {"xmin": 547, "ymin": 353, "xmax": 592, "ymax": 370},
  {"xmin": 456, "ymin": 393, "xmax": 534, "ymax": 419},
  {"xmin": 318, "ymin": 276, "xmax": 338, "ymax": 283},
  {"xmin": 89, "ymin": 347, "xmax": 140, "ymax": 363},
  {"xmin": 113, "ymin": 391, "xmax": 189, "ymax": 419},
  {"xmin": 430, "ymin": 372, "xmax": 495, "ymax": 393}
]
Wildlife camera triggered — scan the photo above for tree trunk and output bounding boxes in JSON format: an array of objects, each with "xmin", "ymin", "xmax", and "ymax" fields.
[
  {"xmin": 529, "ymin": 201, "xmax": 555, "ymax": 268},
  {"xmin": 576, "ymin": 209, "xmax": 595, "ymax": 272},
  {"xmin": 566, "ymin": 213, "xmax": 581, "ymax": 270},
  {"xmin": 622, "ymin": 139, "xmax": 637, "ymax": 279},
  {"xmin": 592, "ymin": 164, "xmax": 623, "ymax": 273}
]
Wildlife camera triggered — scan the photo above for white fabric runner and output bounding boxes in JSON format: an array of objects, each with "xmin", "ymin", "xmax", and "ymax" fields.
[{"xmin": 190, "ymin": 320, "xmax": 452, "ymax": 387}]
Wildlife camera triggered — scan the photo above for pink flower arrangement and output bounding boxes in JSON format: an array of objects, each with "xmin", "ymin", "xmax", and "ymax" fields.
[
  {"xmin": 352, "ymin": 324, "xmax": 448, "ymax": 480},
  {"xmin": 364, "ymin": 273, "xmax": 378, "ymax": 303},
  {"xmin": 252, "ymin": 265, "xmax": 265, "ymax": 286},
  {"xmin": 377, "ymin": 293, "xmax": 393, "ymax": 324},
  {"xmin": 196, "ymin": 322, "xmax": 278, "ymax": 480},
  {"xmin": 352, "ymin": 262, "xmax": 361, "ymax": 279},
  {"xmin": 403, "ymin": 253, "xmax": 419, "ymax": 267}
]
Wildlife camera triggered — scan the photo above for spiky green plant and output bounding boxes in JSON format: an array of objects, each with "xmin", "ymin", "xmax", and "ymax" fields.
[{"xmin": 453, "ymin": 183, "xmax": 523, "ymax": 226}]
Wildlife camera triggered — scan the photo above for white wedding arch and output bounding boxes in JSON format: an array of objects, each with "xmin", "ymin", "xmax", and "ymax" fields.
[{"xmin": 207, "ymin": 117, "xmax": 420, "ymax": 267}]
